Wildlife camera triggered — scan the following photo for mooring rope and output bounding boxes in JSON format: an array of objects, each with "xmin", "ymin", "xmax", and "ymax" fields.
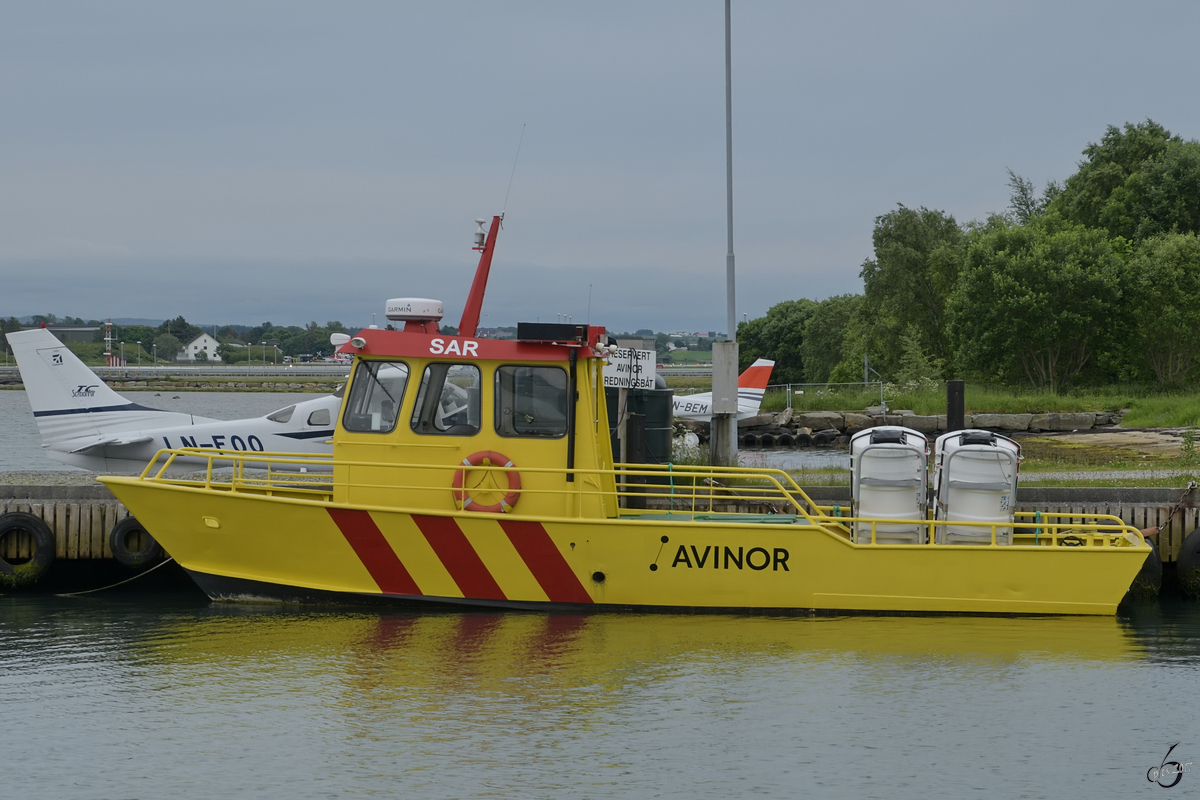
[
  {"xmin": 54, "ymin": 557, "xmax": 176, "ymax": 597},
  {"xmin": 1143, "ymin": 480, "xmax": 1198, "ymax": 537}
]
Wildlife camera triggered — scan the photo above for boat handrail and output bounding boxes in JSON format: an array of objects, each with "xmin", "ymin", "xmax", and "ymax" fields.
[
  {"xmin": 134, "ymin": 446, "xmax": 824, "ymax": 522},
  {"xmin": 126, "ymin": 447, "xmax": 1148, "ymax": 548}
]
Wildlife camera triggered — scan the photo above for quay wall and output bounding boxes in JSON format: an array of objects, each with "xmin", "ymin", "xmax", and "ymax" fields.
[
  {"xmin": 732, "ymin": 409, "xmax": 1126, "ymax": 436},
  {"xmin": 0, "ymin": 485, "xmax": 128, "ymax": 561}
]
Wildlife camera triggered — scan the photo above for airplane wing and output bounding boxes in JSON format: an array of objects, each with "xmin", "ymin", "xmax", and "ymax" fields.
[{"xmin": 68, "ymin": 436, "xmax": 156, "ymax": 454}]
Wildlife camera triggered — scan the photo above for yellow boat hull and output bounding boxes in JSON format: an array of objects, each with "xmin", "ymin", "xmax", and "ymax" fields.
[{"xmin": 100, "ymin": 477, "xmax": 1148, "ymax": 616}]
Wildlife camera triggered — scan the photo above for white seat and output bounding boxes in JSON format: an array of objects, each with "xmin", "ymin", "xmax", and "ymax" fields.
[
  {"xmin": 932, "ymin": 430, "xmax": 1021, "ymax": 545},
  {"xmin": 850, "ymin": 426, "xmax": 928, "ymax": 544}
]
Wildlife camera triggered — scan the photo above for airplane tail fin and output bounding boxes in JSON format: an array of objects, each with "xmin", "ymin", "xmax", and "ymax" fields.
[
  {"xmin": 8, "ymin": 328, "xmax": 197, "ymax": 443},
  {"xmin": 736, "ymin": 358, "xmax": 775, "ymax": 416},
  {"xmin": 738, "ymin": 358, "xmax": 775, "ymax": 390}
]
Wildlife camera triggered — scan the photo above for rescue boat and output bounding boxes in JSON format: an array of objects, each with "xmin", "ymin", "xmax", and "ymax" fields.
[{"xmin": 99, "ymin": 217, "xmax": 1151, "ymax": 615}]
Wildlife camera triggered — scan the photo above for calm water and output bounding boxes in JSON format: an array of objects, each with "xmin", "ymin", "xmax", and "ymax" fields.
[{"xmin": 1, "ymin": 596, "xmax": 1198, "ymax": 799}]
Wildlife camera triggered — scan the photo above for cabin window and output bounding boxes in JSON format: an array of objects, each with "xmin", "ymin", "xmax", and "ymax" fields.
[
  {"xmin": 342, "ymin": 360, "xmax": 410, "ymax": 433},
  {"xmin": 307, "ymin": 408, "xmax": 330, "ymax": 426},
  {"xmin": 410, "ymin": 363, "xmax": 482, "ymax": 436},
  {"xmin": 494, "ymin": 365, "xmax": 568, "ymax": 438},
  {"xmin": 266, "ymin": 405, "xmax": 295, "ymax": 423}
]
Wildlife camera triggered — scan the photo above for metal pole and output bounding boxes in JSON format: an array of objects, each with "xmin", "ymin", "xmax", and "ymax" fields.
[
  {"xmin": 711, "ymin": 0, "xmax": 740, "ymax": 468},
  {"xmin": 725, "ymin": 0, "xmax": 736, "ymax": 342}
]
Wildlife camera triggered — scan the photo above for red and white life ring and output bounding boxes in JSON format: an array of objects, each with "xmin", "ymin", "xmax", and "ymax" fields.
[{"xmin": 452, "ymin": 451, "xmax": 521, "ymax": 513}]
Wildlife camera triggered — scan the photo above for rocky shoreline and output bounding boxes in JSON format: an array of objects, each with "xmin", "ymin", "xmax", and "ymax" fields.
[{"xmin": 680, "ymin": 407, "xmax": 1128, "ymax": 445}]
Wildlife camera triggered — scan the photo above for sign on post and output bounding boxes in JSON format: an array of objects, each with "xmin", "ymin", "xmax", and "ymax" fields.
[{"xmin": 603, "ymin": 348, "xmax": 657, "ymax": 389}]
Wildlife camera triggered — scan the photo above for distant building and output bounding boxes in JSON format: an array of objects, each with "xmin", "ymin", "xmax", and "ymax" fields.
[
  {"xmin": 615, "ymin": 336, "xmax": 655, "ymax": 351},
  {"xmin": 179, "ymin": 332, "xmax": 221, "ymax": 362}
]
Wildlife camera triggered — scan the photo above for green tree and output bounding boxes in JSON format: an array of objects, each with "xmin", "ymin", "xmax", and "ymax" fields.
[
  {"xmin": 1125, "ymin": 233, "xmax": 1200, "ymax": 386},
  {"xmin": 0, "ymin": 316, "xmax": 21, "ymax": 353},
  {"xmin": 654, "ymin": 332, "xmax": 670, "ymax": 358},
  {"xmin": 217, "ymin": 343, "xmax": 248, "ymax": 364},
  {"xmin": 859, "ymin": 205, "xmax": 964, "ymax": 372},
  {"xmin": 1135, "ymin": 140, "xmax": 1200, "ymax": 239},
  {"xmin": 894, "ymin": 325, "xmax": 946, "ymax": 385},
  {"xmin": 116, "ymin": 325, "xmax": 158, "ymax": 349},
  {"xmin": 1050, "ymin": 120, "xmax": 1184, "ymax": 240},
  {"xmin": 949, "ymin": 215, "xmax": 1129, "ymax": 392},
  {"xmin": 800, "ymin": 294, "xmax": 863, "ymax": 383},
  {"xmin": 736, "ymin": 299, "xmax": 817, "ymax": 383},
  {"xmin": 154, "ymin": 333, "xmax": 183, "ymax": 361},
  {"xmin": 1006, "ymin": 169, "xmax": 1058, "ymax": 225},
  {"xmin": 158, "ymin": 315, "xmax": 203, "ymax": 343}
]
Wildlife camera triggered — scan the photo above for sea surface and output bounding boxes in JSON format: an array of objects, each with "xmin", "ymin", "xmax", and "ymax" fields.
[
  {"xmin": 3, "ymin": 390, "xmax": 1200, "ymax": 797},
  {"xmin": 1, "ymin": 596, "xmax": 1198, "ymax": 799}
]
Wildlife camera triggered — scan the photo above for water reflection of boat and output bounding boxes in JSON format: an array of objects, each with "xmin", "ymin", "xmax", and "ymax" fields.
[
  {"xmin": 100, "ymin": 216, "xmax": 1151, "ymax": 616},
  {"xmin": 144, "ymin": 611, "xmax": 1143, "ymax": 678}
]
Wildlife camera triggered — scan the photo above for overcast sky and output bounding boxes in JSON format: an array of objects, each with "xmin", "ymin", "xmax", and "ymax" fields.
[{"xmin": 3, "ymin": 1, "xmax": 1199, "ymax": 335}]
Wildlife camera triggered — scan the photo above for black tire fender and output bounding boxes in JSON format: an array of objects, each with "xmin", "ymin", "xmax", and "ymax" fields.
[
  {"xmin": 1125, "ymin": 542, "xmax": 1163, "ymax": 602},
  {"xmin": 1177, "ymin": 529, "xmax": 1200, "ymax": 599},
  {"xmin": 0, "ymin": 512, "xmax": 56, "ymax": 588},
  {"xmin": 109, "ymin": 516, "xmax": 165, "ymax": 568}
]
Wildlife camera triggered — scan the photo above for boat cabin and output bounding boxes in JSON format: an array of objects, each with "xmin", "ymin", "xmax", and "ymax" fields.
[{"xmin": 330, "ymin": 321, "xmax": 622, "ymax": 519}]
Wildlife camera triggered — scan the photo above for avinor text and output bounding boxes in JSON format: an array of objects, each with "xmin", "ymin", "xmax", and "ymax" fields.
[{"xmin": 672, "ymin": 545, "xmax": 790, "ymax": 571}]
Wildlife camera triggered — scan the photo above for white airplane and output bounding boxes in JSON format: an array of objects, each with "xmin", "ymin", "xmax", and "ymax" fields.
[
  {"xmin": 672, "ymin": 358, "xmax": 775, "ymax": 421},
  {"xmin": 8, "ymin": 328, "xmax": 340, "ymax": 473}
]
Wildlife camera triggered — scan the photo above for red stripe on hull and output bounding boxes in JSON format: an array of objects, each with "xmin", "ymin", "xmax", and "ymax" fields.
[
  {"xmin": 412, "ymin": 515, "xmax": 507, "ymax": 601},
  {"xmin": 327, "ymin": 508, "xmax": 421, "ymax": 595},
  {"xmin": 499, "ymin": 520, "xmax": 594, "ymax": 604}
]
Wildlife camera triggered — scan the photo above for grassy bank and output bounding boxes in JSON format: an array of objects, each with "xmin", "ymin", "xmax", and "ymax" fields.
[{"xmin": 747, "ymin": 381, "xmax": 1200, "ymax": 427}]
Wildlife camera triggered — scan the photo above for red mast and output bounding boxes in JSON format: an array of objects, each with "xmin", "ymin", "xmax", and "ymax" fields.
[{"xmin": 457, "ymin": 215, "xmax": 501, "ymax": 337}]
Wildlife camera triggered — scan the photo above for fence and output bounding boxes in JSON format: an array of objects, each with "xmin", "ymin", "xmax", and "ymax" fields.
[{"xmin": 763, "ymin": 382, "xmax": 887, "ymax": 413}]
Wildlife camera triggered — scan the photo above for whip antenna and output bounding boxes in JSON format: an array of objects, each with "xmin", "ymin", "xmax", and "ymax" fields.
[{"xmin": 502, "ymin": 124, "xmax": 526, "ymax": 216}]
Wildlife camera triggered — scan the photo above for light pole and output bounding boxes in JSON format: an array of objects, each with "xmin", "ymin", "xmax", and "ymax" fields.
[
  {"xmin": 120, "ymin": 341, "xmax": 125, "ymax": 368},
  {"xmin": 136, "ymin": 341, "xmax": 142, "ymax": 369},
  {"xmin": 711, "ymin": 0, "xmax": 740, "ymax": 467},
  {"xmin": 153, "ymin": 343, "xmax": 157, "ymax": 368},
  {"xmin": 261, "ymin": 342, "xmax": 267, "ymax": 375}
]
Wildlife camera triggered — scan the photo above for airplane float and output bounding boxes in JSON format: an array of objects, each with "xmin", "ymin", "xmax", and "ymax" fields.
[{"xmin": 8, "ymin": 328, "xmax": 340, "ymax": 473}]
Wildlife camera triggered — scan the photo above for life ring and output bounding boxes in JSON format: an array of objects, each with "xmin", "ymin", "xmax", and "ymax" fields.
[
  {"xmin": 452, "ymin": 451, "xmax": 521, "ymax": 513},
  {"xmin": 0, "ymin": 512, "xmax": 56, "ymax": 588},
  {"xmin": 109, "ymin": 516, "xmax": 165, "ymax": 568}
]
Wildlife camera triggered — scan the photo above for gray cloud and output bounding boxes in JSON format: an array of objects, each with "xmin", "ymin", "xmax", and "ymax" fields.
[{"xmin": 3, "ymin": 1, "xmax": 1199, "ymax": 331}]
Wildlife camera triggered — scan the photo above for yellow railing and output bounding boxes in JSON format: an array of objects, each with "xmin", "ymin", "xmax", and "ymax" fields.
[
  {"xmin": 135, "ymin": 448, "xmax": 821, "ymax": 519},
  {"xmin": 131, "ymin": 448, "xmax": 1147, "ymax": 549}
]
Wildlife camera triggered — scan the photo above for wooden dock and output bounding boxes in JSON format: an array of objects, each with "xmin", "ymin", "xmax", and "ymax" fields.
[{"xmin": 1, "ymin": 485, "xmax": 128, "ymax": 563}]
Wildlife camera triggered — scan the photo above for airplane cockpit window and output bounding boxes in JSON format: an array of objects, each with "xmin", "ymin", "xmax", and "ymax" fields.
[
  {"xmin": 410, "ymin": 363, "xmax": 481, "ymax": 436},
  {"xmin": 266, "ymin": 405, "xmax": 295, "ymax": 423},
  {"xmin": 342, "ymin": 360, "xmax": 410, "ymax": 433},
  {"xmin": 495, "ymin": 366, "xmax": 568, "ymax": 438},
  {"xmin": 307, "ymin": 408, "xmax": 331, "ymax": 426},
  {"xmin": 333, "ymin": 383, "xmax": 346, "ymax": 398}
]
